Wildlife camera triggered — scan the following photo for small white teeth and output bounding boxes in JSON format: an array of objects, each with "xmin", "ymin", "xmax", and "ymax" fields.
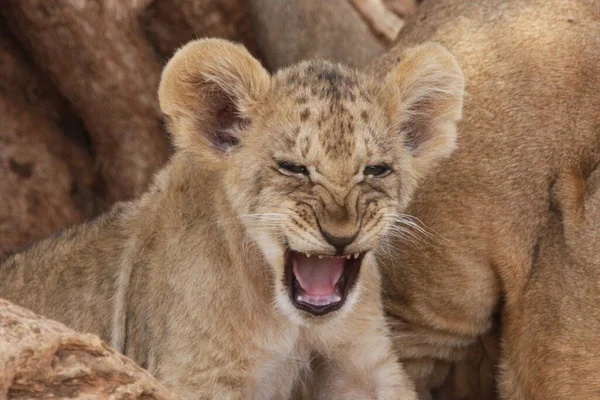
[
  {"xmin": 297, "ymin": 252, "xmax": 361, "ymax": 259},
  {"xmin": 296, "ymin": 293, "xmax": 342, "ymax": 306}
]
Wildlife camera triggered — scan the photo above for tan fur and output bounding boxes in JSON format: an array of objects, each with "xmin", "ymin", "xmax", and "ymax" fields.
[
  {"xmin": 368, "ymin": 0, "xmax": 600, "ymax": 397},
  {"xmin": 499, "ymin": 166, "xmax": 600, "ymax": 400},
  {"xmin": 0, "ymin": 39, "xmax": 464, "ymax": 399},
  {"xmin": 249, "ymin": 0, "xmax": 387, "ymax": 70}
]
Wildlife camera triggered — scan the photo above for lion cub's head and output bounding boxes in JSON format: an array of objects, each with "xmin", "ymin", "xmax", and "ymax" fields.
[{"xmin": 159, "ymin": 39, "xmax": 463, "ymax": 322}]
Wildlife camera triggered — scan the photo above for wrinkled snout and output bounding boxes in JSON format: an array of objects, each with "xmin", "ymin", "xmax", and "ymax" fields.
[{"xmin": 315, "ymin": 185, "xmax": 362, "ymax": 254}]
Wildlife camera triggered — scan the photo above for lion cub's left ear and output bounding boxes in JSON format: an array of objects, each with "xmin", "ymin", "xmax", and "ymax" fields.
[
  {"xmin": 158, "ymin": 38, "xmax": 270, "ymax": 159},
  {"xmin": 382, "ymin": 42, "xmax": 465, "ymax": 179}
]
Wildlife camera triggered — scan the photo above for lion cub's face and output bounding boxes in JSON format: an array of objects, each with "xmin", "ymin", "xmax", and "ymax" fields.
[
  {"xmin": 159, "ymin": 39, "xmax": 463, "ymax": 324},
  {"xmin": 232, "ymin": 63, "xmax": 408, "ymax": 320}
]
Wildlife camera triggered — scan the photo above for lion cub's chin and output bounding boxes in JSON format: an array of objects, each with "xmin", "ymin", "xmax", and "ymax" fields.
[{"xmin": 273, "ymin": 246, "xmax": 368, "ymax": 325}]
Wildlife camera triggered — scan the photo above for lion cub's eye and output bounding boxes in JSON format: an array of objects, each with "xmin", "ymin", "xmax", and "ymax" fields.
[
  {"xmin": 278, "ymin": 161, "xmax": 308, "ymax": 176},
  {"xmin": 364, "ymin": 164, "xmax": 392, "ymax": 177}
]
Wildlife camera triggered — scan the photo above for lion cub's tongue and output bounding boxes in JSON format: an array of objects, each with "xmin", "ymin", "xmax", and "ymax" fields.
[{"xmin": 292, "ymin": 253, "xmax": 344, "ymax": 296}]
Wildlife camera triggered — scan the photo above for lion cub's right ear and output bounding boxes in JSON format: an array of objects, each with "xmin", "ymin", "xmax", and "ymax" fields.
[{"xmin": 158, "ymin": 39, "xmax": 270, "ymax": 158}]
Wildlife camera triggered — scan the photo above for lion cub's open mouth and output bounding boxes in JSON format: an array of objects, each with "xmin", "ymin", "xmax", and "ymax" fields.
[{"xmin": 284, "ymin": 250, "xmax": 365, "ymax": 316}]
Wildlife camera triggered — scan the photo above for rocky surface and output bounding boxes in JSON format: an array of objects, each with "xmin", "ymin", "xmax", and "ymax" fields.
[{"xmin": 0, "ymin": 299, "xmax": 174, "ymax": 399}]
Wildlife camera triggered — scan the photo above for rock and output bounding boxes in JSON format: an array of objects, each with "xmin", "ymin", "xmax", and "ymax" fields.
[{"xmin": 0, "ymin": 298, "xmax": 174, "ymax": 400}]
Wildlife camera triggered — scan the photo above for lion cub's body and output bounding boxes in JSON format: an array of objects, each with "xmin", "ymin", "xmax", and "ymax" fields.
[
  {"xmin": 0, "ymin": 39, "xmax": 464, "ymax": 399},
  {"xmin": 0, "ymin": 158, "xmax": 398, "ymax": 398}
]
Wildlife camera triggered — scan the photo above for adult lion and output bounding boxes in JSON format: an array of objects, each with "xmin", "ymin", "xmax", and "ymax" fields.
[{"xmin": 369, "ymin": 0, "xmax": 600, "ymax": 398}]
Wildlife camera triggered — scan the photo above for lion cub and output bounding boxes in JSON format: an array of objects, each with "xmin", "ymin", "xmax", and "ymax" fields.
[{"xmin": 0, "ymin": 39, "xmax": 463, "ymax": 399}]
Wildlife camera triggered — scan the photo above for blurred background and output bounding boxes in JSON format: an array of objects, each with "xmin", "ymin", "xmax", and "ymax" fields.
[{"xmin": 0, "ymin": 0, "xmax": 419, "ymax": 261}]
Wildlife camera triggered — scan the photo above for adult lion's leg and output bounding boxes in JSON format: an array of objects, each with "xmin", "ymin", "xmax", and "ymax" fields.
[{"xmin": 499, "ymin": 167, "xmax": 600, "ymax": 400}]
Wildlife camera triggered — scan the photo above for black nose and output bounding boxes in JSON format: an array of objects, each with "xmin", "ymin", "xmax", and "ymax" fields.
[{"xmin": 321, "ymin": 230, "xmax": 358, "ymax": 254}]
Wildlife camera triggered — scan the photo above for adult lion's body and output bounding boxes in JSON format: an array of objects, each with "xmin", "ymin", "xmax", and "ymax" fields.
[
  {"xmin": 500, "ymin": 167, "xmax": 600, "ymax": 400},
  {"xmin": 369, "ymin": 0, "xmax": 600, "ymax": 397}
]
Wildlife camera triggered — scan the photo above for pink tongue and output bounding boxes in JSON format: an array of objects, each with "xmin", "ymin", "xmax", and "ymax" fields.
[{"xmin": 292, "ymin": 254, "xmax": 344, "ymax": 296}]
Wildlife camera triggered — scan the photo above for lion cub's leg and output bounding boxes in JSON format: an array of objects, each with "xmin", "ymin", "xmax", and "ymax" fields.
[{"xmin": 313, "ymin": 320, "xmax": 416, "ymax": 400}]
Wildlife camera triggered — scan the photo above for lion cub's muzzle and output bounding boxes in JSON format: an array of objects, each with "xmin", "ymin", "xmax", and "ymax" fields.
[{"xmin": 284, "ymin": 250, "xmax": 366, "ymax": 316}]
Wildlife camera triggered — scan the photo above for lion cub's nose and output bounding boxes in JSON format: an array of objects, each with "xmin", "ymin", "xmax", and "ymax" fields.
[{"xmin": 321, "ymin": 230, "xmax": 358, "ymax": 254}]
